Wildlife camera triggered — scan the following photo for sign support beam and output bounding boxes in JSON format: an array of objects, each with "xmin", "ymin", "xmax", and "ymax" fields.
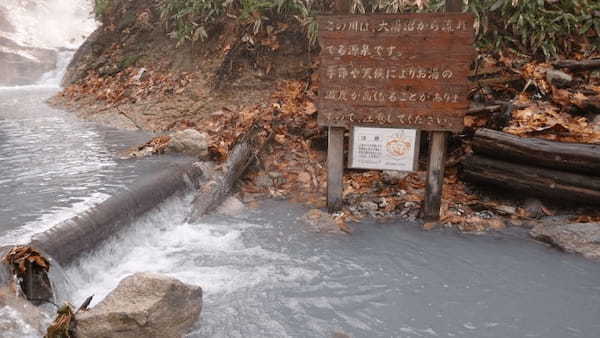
[
  {"xmin": 327, "ymin": 127, "xmax": 345, "ymax": 212},
  {"xmin": 327, "ymin": 0, "xmax": 350, "ymax": 213},
  {"xmin": 424, "ymin": 0, "xmax": 463, "ymax": 221}
]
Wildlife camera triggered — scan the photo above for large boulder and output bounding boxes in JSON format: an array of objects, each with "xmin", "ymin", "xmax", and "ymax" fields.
[
  {"xmin": 531, "ymin": 222, "xmax": 600, "ymax": 260},
  {"xmin": 167, "ymin": 129, "xmax": 209, "ymax": 158},
  {"xmin": 76, "ymin": 272, "xmax": 202, "ymax": 338}
]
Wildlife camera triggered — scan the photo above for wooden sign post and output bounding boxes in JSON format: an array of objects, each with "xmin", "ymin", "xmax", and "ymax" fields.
[
  {"xmin": 424, "ymin": 0, "xmax": 464, "ymax": 221},
  {"xmin": 319, "ymin": 0, "xmax": 475, "ymax": 219}
]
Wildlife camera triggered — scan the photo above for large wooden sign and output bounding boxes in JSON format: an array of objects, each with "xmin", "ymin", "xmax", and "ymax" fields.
[{"xmin": 317, "ymin": 13, "xmax": 476, "ymax": 132}]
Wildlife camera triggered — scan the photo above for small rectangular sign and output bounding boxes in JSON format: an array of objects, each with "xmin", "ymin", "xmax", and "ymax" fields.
[{"xmin": 349, "ymin": 127, "xmax": 420, "ymax": 171}]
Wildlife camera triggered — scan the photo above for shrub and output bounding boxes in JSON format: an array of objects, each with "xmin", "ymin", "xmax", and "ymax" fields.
[
  {"xmin": 158, "ymin": 0, "xmax": 600, "ymax": 58},
  {"xmin": 94, "ymin": 0, "xmax": 112, "ymax": 19},
  {"xmin": 467, "ymin": 0, "xmax": 600, "ymax": 58}
]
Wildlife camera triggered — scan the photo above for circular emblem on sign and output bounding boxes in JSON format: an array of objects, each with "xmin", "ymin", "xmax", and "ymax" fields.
[{"xmin": 385, "ymin": 137, "xmax": 411, "ymax": 157}]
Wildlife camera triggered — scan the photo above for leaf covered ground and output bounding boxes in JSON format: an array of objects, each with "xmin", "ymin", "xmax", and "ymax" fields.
[{"xmin": 51, "ymin": 5, "xmax": 600, "ymax": 234}]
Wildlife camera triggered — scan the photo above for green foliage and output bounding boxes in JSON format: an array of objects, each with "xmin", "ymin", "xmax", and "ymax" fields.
[
  {"xmin": 159, "ymin": 0, "xmax": 599, "ymax": 58},
  {"xmin": 159, "ymin": 0, "xmax": 227, "ymax": 46},
  {"xmin": 159, "ymin": 0, "xmax": 316, "ymax": 46},
  {"xmin": 94, "ymin": 0, "xmax": 112, "ymax": 19},
  {"xmin": 467, "ymin": 0, "xmax": 600, "ymax": 58}
]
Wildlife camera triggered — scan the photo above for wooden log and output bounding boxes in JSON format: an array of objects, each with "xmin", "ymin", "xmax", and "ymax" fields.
[
  {"xmin": 472, "ymin": 128, "xmax": 600, "ymax": 176},
  {"xmin": 461, "ymin": 155, "xmax": 600, "ymax": 204},
  {"xmin": 553, "ymin": 59, "xmax": 600, "ymax": 71},
  {"xmin": 188, "ymin": 124, "xmax": 269, "ymax": 222}
]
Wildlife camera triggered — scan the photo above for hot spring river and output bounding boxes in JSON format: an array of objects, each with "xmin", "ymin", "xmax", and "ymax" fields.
[{"xmin": 1, "ymin": 87, "xmax": 600, "ymax": 338}]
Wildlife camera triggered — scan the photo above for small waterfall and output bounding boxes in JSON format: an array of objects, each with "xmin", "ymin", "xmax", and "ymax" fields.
[{"xmin": 36, "ymin": 49, "xmax": 76, "ymax": 87}]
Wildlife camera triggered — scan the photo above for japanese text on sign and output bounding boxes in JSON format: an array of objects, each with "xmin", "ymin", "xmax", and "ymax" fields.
[{"xmin": 317, "ymin": 13, "xmax": 476, "ymax": 131}]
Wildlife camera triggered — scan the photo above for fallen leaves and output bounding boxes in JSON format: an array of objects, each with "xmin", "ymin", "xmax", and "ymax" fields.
[{"xmin": 2, "ymin": 246, "xmax": 50, "ymax": 277}]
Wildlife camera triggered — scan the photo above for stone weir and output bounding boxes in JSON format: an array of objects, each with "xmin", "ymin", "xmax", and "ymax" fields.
[{"xmin": 28, "ymin": 160, "xmax": 205, "ymax": 266}]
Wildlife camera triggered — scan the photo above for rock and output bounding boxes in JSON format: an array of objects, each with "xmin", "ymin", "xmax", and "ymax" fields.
[
  {"xmin": 359, "ymin": 200, "xmax": 379, "ymax": 212},
  {"xmin": 530, "ymin": 222, "xmax": 600, "ymax": 260},
  {"xmin": 132, "ymin": 67, "xmax": 147, "ymax": 82},
  {"xmin": 382, "ymin": 170, "xmax": 409, "ymax": 184},
  {"xmin": 76, "ymin": 272, "xmax": 202, "ymax": 338},
  {"xmin": 302, "ymin": 209, "xmax": 345, "ymax": 234},
  {"xmin": 0, "ymin": 287, "xmax": 48, "ymax": 337},
  {"xmin": 166, "ymin": 129, "xmax": 209, "ymax": 158},
  {"xmin": 215, "ymin": 196, "xmax": 245, "ymax": 216},
  {"xmin": 522, "ymin": 198, "xmax": 546, "ymax": 219},
  {"xmin": 254, "ymin": 173, "xmax": 273, "ymax": 188},
  {"xmin": 546, "ymin": 69, "xmax": 573, "ymax": 88}
]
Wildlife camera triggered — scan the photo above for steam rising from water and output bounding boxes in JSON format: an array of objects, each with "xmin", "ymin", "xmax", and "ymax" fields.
[
  {"xmin": 0, "ymin": 0, "xmax": 97, "ymax": 86},
  {"xmin": 1, "ymin": 0, "xmax": 96, "ymax": 50}
]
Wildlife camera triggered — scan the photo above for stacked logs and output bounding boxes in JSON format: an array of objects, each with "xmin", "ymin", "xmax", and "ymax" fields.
[{"xmin": 461, "ymin": 128, "xmax": 600, "ymax": 204}]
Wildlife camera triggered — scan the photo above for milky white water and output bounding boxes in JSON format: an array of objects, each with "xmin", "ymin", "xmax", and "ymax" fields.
[
  {"xmin": 1, "ymin": 1, "xmax": 600, "ymax": 337},
  {"xmin": 61, "ymin": 196, "xmax": 600, "ymax": 338}
]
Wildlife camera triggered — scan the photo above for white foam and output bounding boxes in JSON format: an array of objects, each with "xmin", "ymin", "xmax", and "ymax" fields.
[{"xmin": 65, "ymin": 194, "xmax": 317, "ymax": 310}]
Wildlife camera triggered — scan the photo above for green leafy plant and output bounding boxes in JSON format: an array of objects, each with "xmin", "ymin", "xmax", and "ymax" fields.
[
  {"xmin": 159, "ymin": 0, "xmax": 600, "ymax": 58},
  {"xmin": 94, "ymin": 0, "xmax": 112, "ymax": 19},
  {"xmin": 467, "ymin": 0, "xmax": 600, "ymax": 58}
]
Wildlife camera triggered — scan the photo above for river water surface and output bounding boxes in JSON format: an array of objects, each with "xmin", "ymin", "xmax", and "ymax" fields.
[
  {"xmin": 1, "ymin": 0, "xmax": 600, "ymax": 337},
  {"xmin": 63, "ymin": 197, "xmax": 600, "ymax": 338}
]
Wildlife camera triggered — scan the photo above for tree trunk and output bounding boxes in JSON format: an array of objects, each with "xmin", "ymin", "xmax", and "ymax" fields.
[
  {"xmin": 188, "ymin": 124, "xmax": 269, "ymax": 222},
  {"xmin": 471, "ymin": 128, "xmax": 600, "ymax": 176},
  {"xmin": 461, "ymin": 155, "xmax": 600, "ymax": 204}
]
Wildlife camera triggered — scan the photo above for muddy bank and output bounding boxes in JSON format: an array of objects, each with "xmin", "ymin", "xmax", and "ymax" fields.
[{"xmin": 51, "ymin": 0, "xmax": 313, "ymax": 132}]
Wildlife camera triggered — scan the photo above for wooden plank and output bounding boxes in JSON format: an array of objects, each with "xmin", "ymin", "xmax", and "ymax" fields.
[{"xmin": 327, "ymin": 127, "xmax": 345, "ymax": 212}]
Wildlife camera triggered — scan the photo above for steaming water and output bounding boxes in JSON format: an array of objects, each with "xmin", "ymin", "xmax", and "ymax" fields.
[
  {"xmin": 63, "ymin": 197, "xmax": 600, "ymax": 337},
  {"xmin": 2, "ymin": 1, "xmax": 600, "ymax": 337},
  {"xmin": 1, "ymin": 0, "xmax": 96, "ymax": 50}
]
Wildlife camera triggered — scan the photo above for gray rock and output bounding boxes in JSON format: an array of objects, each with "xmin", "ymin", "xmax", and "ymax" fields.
[
  {"xmin": 76, "ymin": 272, "xmax": 202, "ymax": 338},
  {"xmin": 255, "ymin": 173, "xmax": 273, "ymax": 188},
  {"xmin": 132, "ymin": 67, "xmax": 147, "ymax": 82},
  {"xmin": 546, "ymin": 69, "xmax": 573, "ymax": 88},
  {"xmin": 382, "ymin": 170, "xmax": 409, "ymax": 184},
  {"xmin": 0, "ymin": 287, "xmax": 48, "ymax": 337},
  {"xmin": 530, "ymin": 222, "xmax": 600, "ymax": 260},
  {"xmin": 523, "ymin": 198, "xmax": 545, "ymax": 219},
  {"xmin": 167, "ymin": 129, "xmax": 209, "ymax": 158},
  {"xmin": 359, "ymin": 200, "xmax": 379, "ymax": 212}
]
